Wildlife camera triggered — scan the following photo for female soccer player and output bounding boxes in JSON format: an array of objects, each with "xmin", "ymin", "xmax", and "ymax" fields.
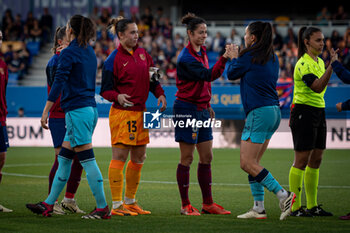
[
  {"xmin": 174, "ymin": 13, "xmax": 231, "ymax": 216},
  {"xmin": 0, "ymin": 30, "xmax": 12, "ymax": 213},
  {"xmin": 26, "ymin": 15, "xmax": 110, "ymax": 219},
  {"xmin": 226, "ymin": 21, "xmax": 295, "ymax": 220},
  {"xmin": 46, "ymin": 26, "xmax": 84, "ymax": 215},
  {"xmin": 331, "ymin": 53, "xmax": 350, "ymax": 220},
  {"xmin": 288, "ymin": 26, "xmax": 337, "ymax": 217},
  {"xmin": 100, "ymin": 16, "xmax": 166, "ymax": 216}
]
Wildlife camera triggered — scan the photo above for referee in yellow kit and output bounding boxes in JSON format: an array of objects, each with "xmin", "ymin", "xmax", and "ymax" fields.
[{"xmin": 289, "ymin": 26, "xmax": 338, "ymax": 217}]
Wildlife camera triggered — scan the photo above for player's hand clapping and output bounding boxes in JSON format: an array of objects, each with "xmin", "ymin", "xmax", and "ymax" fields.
[{"xmin": 223, "ymin": 44, "xmax": 239, "ymax": 60}]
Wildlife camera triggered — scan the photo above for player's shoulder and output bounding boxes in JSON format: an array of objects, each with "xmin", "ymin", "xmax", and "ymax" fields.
[
  {"xmin": 47, "ymin": 54, "xmax": 59, "ymax": 66},
  {"xmin": 177, "ymin": 47, "xmax": 196, "ymax": 63},
  {"xmin": 104, "ymin": 49, "xmax": 118, "ymax": 71}
]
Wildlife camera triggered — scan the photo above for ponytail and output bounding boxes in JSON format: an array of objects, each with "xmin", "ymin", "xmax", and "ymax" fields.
[
  {"xmin": 297, "ymin": 26, "xmax": 321, "ymax": 59},
  {"xmin": 239, "ymin": 21, "xmax": 274, "ymax": 65},
  {"xmin": 68, "ymin": 15, "xmax": 96, "ymax": 47},
  {"xmin": 51, "ymin": 26, "xmax": 66, "ymax": 53}
]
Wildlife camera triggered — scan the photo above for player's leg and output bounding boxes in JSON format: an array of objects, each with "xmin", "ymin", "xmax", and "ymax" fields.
[
  {"xmin": 177, "ymin": 142, "xmax": 200, "ymax": 215},
  {"xmin": 61, "ymin": 153, "xmax": 84, "ymax": 213},
  {"xmin": 26, "ymin": 141, "xmax": 75, "ymax": 217},
  {"xmin": 289, "ymin": 104, "xmax": 318, "ymax": 217},
  {"xmin": 238, "ymin": 140, "xmax": 268, "ymax": 219},
  {"xmin": 48, "ymin": 118, "xmax": 69, "ymax": 214},
  {"xmin": 123, "ymin": 144, "xmax": 150, "ymax": 215},
  {"xmin": 109, "ymin": 146, "xmax": 137, "ymax": 216},
  {"xmin": 241, "ymin": 106, "xmax": 294, "ymax": 220},
  {"xmin": 64, "ymin": 107, "xmax": 109, "ymax": 219},
  {"xmin": 173, "ymin": 100, "xmax": 200, "ymax": 215},
  {"xmin": 196, "ymin": 139, "xmax": 231, "ymax": 215},
  {"xmin": 305, "ymin": 147, "xmax": 332, "ymax": 216}
]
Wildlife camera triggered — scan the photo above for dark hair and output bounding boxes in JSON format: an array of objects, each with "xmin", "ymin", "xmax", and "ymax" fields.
[
  {"xmin": 181, "ymin": 13, "xmax": 206, "ymax": 33},
  {"xmin": 52, "ymin": 26, "xmax": 66, "ymax": 53},
  {"xmin": 239, "ymin": 21, "xmax": 274, "ymax": 65},
  {"xmin": 297, "ymin": 26, "xmax": 322, "ymax": 59},
  {"xmin": 68, "ymin": 15, "xmax": 96, "ymax": 47},
  {"xmin": 108, "ymin": 16, "xmax": 134, "ymax": 38}
]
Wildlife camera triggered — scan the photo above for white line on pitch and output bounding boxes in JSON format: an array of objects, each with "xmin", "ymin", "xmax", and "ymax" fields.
[{"xmin": 3, "ymin": 172, "xmax": 350, "ymax": 189}]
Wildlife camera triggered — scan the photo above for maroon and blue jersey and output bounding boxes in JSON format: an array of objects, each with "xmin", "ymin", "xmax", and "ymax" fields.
[
  {"xmin": 100, "ymin": 44, "xmax": 164, "ymax": 111},
  {"xmin": 175, "ymin": 42, "xmax": 227, "ymax": 110},
  {"xmin": 46, "ymin": 53, "xmax": 65, "ymax": 118}
]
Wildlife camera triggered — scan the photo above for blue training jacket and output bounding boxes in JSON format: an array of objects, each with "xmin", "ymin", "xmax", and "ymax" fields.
[
  {"xmin": 226, "ymin": 51, "xmax": 280, "ymax": 115},
  {"xmin": 48, "ymin": 39, "xmax": 97, "ymax": 112},
  {"xmin": 332, "ymin": 60, "xmax": 350, "ymax": 110}
]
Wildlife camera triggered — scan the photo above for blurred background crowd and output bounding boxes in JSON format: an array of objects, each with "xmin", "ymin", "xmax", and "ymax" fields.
[{"xmin": 1, "ymin": 4, "xmax": 350, "ymax": 88}]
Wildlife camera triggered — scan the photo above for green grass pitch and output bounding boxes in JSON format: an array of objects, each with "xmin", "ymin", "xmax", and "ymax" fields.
[{"xmin": 1, "ymin": 147, "xmax": 350, "ymax": 233}]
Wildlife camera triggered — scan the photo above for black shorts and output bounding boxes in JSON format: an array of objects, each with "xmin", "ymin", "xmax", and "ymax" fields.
[{"xmin": 289, "ymin": 104, "xmax": 326, "ymax": 151}]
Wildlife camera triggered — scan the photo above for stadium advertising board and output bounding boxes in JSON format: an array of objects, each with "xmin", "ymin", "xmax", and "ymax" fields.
[{"xmin": 6, "ymin": 117, "xmax": 350, "ymax": 149}]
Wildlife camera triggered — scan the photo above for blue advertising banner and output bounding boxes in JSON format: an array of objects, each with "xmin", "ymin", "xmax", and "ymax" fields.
[{"xmin": 6, "ymin": 86, "xmax": 350, "ymax": 119}]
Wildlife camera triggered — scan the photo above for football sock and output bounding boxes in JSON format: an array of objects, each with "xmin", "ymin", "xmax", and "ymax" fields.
[
  {"xmin": 125, "ymin": 160, "xmax": 143, "ymax": 200},
  {"xmin": 108, "ymin": 159, "xmax": 125, "ymax": 202},
  {"xmin": 112, "ymin": 201, "xmax": 123, "ymax": 209},
  {"xmin": 78, "ymin": 149, "xmax": 107, "ymax": 209},
  {"xmin": 289, "ymin": 166, "xmax": 305, "ymax": 211},
  {"xmin": 124, "ymin": 196, "xmax": 135, "ymax": 205},
  {"xmin": 48, "ymin": 154, "xmax": 59, "ymax": 193},
  {"xmin": 45, "ymin": 156, "xmax": 72, "ymax": 205},
  {"xmin": 63, "ymin": 197, "xmax": 74, "ymax": 202},
  {"xmin": 255, "ymin": 168, "xmax": 284, "ymax": 199},
  {"xmin": 65, "ymin": 155, "xmax": 82, "ymax": 199},
  {"xmin": 304, "ymin": 166, "xmax": 319, "ymax": 209},
  {"xmin": 276, "ymin": 188, "xmax": 289, "ymax": 201},
  {"xmin": 197, "ymin": 163, "xmax": 213, "ymax": 205},
  {"xmin": 177, "ymin": 163, "xmax": 190, "ymax": 207},
  {"xmin": 254, "ymin": 201, "xmax": 265, "ymax": 213},
  {"xmin": 248, "ymin": 175, "xmax": 265, "ymax": 211}
]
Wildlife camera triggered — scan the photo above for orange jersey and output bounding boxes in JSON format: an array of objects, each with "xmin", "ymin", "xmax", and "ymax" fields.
[{"xmin": 109, "ymin": 106, "xmax": 149, "ymax": 146}]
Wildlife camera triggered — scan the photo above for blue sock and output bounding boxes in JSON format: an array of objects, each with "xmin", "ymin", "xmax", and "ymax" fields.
[
  {"xmin": 45, "ymin": 156, "xmax": 72, "ymax": 205},
  {"xmin": 248, "ymin": 175, "xmax": 264, "ymax": 201},
  {"xmin": 78, "ymin": 149, "xmax": 107, "ymax": 209},
  {"xmin": 254, "ymin": 168, "xmax": 283, "ymax": 194}
]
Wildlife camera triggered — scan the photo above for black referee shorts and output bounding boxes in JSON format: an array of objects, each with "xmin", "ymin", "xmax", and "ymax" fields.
[{"xmin": 289, "ymin": 104, "xmax": 326, "ymax": 151}]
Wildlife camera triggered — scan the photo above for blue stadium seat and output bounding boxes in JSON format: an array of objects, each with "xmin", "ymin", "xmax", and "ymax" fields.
[
  {"xmin": 26, "ymin": 41, "xmax": 40, "ymax": 56},
  {"xmin": 8, "ymin": 73, "xmax": 19, "ymax": 85}
]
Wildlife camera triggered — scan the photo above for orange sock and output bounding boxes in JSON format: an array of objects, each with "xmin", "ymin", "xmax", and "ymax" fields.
[
  {"xmin": 125, "ymin": 160, "xmax": 143, "ymax": 200},
  {"xmin": 108, "ymin": 160, "xmax": 125, "ymax": 202}
]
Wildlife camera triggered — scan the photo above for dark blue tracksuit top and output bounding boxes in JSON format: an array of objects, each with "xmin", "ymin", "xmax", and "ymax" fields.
[
  {"xmin": 331, "ymin": 60, "xmax": 350, "ymax": 110},
  {"xmin": 226, "ymin": 51, "xmax": 280, "ymax": 116},
  {"xmin": 48, "ymin": 39, "xmax": 97, "ymax": 112}
]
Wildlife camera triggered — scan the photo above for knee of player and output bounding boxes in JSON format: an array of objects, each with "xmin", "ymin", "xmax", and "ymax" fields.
[
  {"xmin": 240, "ymin": 158, "xmax": 251, "ymax": 173},
  {"xmin": 293, "ymin": 158, "xmax": 309, "ymax": 170},
  {"xmin": 199, "ymin": 153, "xmax": 212, "ymax": 164},
  {"xmin": 131, "ymin": 153, "xmax": 147, "ymax": 164},
  {"xmin": 308, "ymin": 157, "xmax": 322, "ymax": 168},
  {"xmin": 180, "ymin": 154, "xmax": 194, "ymax": 166}
]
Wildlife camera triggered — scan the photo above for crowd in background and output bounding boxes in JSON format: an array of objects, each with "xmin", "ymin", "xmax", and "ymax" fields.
[
  {"xmin": 0, "ymin": 8, "xmax": 52, "ymax": 79},
  {"xmin": 0, "ymin": 5, "xmax": 350, "ymax": 85}
]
